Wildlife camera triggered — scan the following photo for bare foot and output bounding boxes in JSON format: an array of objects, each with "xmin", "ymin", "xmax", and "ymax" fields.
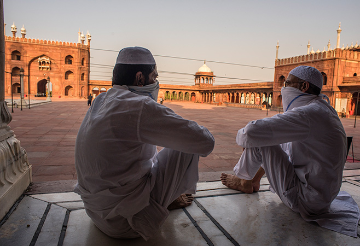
[
  {"xmin": 220, "ymin": 173, "xmax": 253, "ymax": 194},
  {"xmin": 167, "ymin": 194, "xmax": 194, "ymax": 210},
  {"xmin": 252, "ymin": 180, "xmax": 261, "ymax": 192}
]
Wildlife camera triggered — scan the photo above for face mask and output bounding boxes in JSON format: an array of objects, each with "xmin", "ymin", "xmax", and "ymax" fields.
[
  {"xmin": 127, "ymin": 80, "xmax": 159, "ymax": 101},
  {"xmin": 281, "ymin": 86, "xmax": 309, "ymax": 112}
]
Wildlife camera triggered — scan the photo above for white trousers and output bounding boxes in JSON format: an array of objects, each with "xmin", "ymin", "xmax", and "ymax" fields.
[
  {"xmin": 234, "ymin": 146, "xmax": 299, "ymax": 212},
  {"xmin": 125, "ymin": 148, "xmax": 200, "ymax": 240}
]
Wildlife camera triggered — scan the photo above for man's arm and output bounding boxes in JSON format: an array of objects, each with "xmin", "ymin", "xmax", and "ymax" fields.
[
  {"xmin": 138, "ymin": 99, "xmax": 215, "ymax": 157},
  {"xmin": 237, "ymin": 108, "xmax": 310, "ymax": 148}
]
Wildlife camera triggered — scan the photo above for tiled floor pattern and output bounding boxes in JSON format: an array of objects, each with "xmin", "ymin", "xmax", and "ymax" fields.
[{"xmin": 1, "ymin": 179, "xmax": 359, "ymax": 246}]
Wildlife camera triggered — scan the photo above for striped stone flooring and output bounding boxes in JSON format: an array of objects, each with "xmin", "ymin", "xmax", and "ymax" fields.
[{"xmin": 1, "ymin": 175, "xmax": 359, "ymax": 246}]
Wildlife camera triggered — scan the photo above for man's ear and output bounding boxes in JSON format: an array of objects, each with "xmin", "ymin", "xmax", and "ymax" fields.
[
  {"xmin": 134, "ymin": 71, "xmax": 145, "ymax": 86},
  {"xmin": 301, "ymin": 82, "xmax": 309, "ymax": 93}
]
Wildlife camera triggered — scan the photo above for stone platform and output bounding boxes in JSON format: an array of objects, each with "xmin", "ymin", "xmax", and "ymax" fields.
[{"xmin": 1, "ymin": 176, "xmax": 359, "ymax": 246}]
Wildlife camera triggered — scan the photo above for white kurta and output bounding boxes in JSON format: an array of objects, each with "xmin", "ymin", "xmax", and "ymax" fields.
[
  {"xmin": 74, "ymin": 85, "xmax": 214, "ymax": 239},
  {"xmin": 234, "ymin": 95, "xmax": 360, "ymax": 237}
]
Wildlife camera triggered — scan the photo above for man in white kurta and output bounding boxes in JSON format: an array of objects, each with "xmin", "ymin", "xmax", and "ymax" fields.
[
  {"xmin": 75, "ymin": 47, "xmax": 214, "ymax": 240},
  {"xmin": 221, "ymin": 66, "xmax": 359, "ymax": 237}
]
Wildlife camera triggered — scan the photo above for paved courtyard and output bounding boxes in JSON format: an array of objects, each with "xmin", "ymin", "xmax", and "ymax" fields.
[
  {"xmin": 7, "ymin": 99, "xmax": 360, "ymax": 192},
  {"xmin": 1, "ymin": 99, "xmax": 360, "ymax": 245}
]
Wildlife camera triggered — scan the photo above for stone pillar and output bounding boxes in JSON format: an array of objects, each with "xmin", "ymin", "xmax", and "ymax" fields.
[
  {"xmin": 19, "ymin": 68, "xmax": 27, "ymax": 107},
  {"xmin": 46, "ymin": 76, "xmax": 52, "ymax": 102},
  {"xmin": 276, "ymin": 41, "xmax": 279, "ymax": 60},
  {"xmin": 0, "ymin": 0, "xmax": 32, "ymax": 220}
]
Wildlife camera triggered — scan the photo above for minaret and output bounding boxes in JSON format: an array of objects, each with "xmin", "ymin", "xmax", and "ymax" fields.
[
  {"xmin": 86, "ymin": 31, "xmax": 91, "ymax": 46},
  {"xmin": 327, "ymin": 40, "xmax": 331, "ymax": 50},
  {"xmin": 20, "ymin": 25, "xmax": 26, "ymax": 38},
  {"xmin": 336, "ymin": 22, "xmax": 341, "ymax": 49},
  {"xmin": 10, "ymin": 22, "xmax": 16, "ymax": 37},
  {"xmin": 307, "ymin": 41, "xmax": 310, "ymax": 54},
  {"xmin": 80, "ymin": 32, "xmax": 85, "ymax": 45},
  {"xmin": 275, "ymin": 41, "xmax": 279, "ymax": 60},
  {"xmin": 78, "ymin": 28, "xmax": 81, "ymax": 43}
]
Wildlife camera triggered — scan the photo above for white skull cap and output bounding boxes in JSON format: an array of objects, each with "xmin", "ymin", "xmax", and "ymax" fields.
[
  {"xmin": 289, "ymin": 66, "xmax": 323, "ymax": 90},
  {"xmin": 116, "ymin": 47, "xmax": 156, "ymax": 65}
]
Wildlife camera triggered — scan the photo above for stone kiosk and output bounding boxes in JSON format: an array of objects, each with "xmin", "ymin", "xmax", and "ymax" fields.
[{"xmin": 0, "ymin": 0, "xmax": 32, "ymax": 220}]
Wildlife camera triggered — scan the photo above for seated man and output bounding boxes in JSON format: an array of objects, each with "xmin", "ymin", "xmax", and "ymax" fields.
[
  {"xmin": 221, "ymin": 66, "xmax": 360, "ymax": 237},
  {"xmin": 75, "ymin": 47, "xmax": 214, "ymax": 240}
]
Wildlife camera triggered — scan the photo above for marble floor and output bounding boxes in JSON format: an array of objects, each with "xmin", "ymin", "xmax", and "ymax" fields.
[{"xmin": 1, "ymin": 175, "xmax": 359, "ymax": 246}]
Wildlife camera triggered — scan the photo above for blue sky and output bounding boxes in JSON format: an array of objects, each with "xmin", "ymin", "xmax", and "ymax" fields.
[{"xmin": 5, "ymin": 0, "xmax": 360, "ymax": 85}]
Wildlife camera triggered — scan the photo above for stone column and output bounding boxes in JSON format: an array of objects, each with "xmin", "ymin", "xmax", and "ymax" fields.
[
  {"xmin": 20, "ymin": 68, "xmax": 27, "ymax": 107},
  {"xmin": 46, "ymin": 76, "xmax": 52, "ymax": 102},
  {"xmin": 0, "ymin": 0, "xmax": 32, "ymax": 220}
]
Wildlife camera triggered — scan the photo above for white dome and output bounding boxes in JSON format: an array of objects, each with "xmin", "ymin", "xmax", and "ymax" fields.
[{"xmin": 198, "ymin": 63, "xmax": 212, "ymax": 73}]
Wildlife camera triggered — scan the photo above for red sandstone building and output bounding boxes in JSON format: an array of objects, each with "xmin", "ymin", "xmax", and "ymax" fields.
[
  {"xmin": 274, "ymin": 24, "xmax": 360, "ymax": 116},
  {"xmin": 5, "ymin": 22, "xmax": 359, "ymax": 115},
  {"xmin": 5, "ymin": 23, "xmax": 91, "ymax": 98}
]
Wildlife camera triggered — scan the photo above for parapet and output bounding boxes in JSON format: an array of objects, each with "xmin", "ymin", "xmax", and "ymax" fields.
[
  {"xmin": 4, "ymin": 35, "xmax": 89, "ymax": 49},
  {"xmin": 275, "ymin": 48, "xmax": 360, "ymax": 66}
]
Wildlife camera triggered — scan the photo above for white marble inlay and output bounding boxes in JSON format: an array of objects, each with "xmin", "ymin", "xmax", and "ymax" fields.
[
  {"xmin": 198, "ymin": 191, "xmax": 360, "ymax": 245},
  {"xmin": 63, "ymin": 209, "xmax": 208, "ymax": 246},
  {"xmin": 35, "ymin": 204, "xmax": 67, "ymax": 246},
  {"xmin": 56, "ymin": 201, "xmax": 84, "ymax": 210},
  {"xmin": 0, "ymin": 196, "xmax": 47, "ymax": 246},
  {"xmin": 186, "ymin": 202, "xmax": 234, "ymax": 246},
  {"xmin": 31, "ymin": 192, "xmax": 81, "ymax": 203}
]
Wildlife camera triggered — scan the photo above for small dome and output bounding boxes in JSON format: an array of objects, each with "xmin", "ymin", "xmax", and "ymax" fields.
[
  {"xmin": 11, "ymin": 22, "xmax": 17, "ymax": 32},
  {"xmin": 81, "ymin": 32, "xmax": 85, "ymax": 41},
  {"xmin": 198, "ymin": 62, "xmax": 212, "ymax": 73},
  {"xmin": 21, "ymin": 25, "xmax": 26, "ymax": 34}
]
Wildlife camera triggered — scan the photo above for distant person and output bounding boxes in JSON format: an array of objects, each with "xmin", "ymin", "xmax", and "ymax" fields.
[
  {"xmin": 87, "ymin": 94, "xmax": 93, "ymax": 106},
  {"xmin": 221, "ymin": 66, "xmax": 359, "ymax": 237},
  {"xmin": 159, "ymin": 97, "xmax": 163, "ymax": 104},
  {"xmin": 75, "ymin": 47, "xmax": 214, "ymax": 240}
]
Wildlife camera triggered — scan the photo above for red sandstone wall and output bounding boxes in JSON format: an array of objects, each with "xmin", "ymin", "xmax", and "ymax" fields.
[{"xmin": 5, "ymin": 36, "xmax": 90, "ymax": 98}]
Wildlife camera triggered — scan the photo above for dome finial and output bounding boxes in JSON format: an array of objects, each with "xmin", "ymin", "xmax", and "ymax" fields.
[
  {"xmin": 11, "ymin": 22, "xmax": 17, "ymax": 37},
  {"xmin": 21, "ymin": 25, "xmax": 26, "ymax": 38}
]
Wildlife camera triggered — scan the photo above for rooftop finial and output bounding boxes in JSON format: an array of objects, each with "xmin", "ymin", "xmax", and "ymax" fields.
[
  {"xmin": 78, "ymin": 28, "xmax": 81, "ymax": 43},
  {"xmin": 11, "ymin": 22, "xmax": 17, "ymax": 37},
  {"xmin": 20, "ymin": 25, "xmax": 26, "ymax": 38}
]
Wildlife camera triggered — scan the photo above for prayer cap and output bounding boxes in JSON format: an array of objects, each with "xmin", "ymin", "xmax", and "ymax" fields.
[
  {"xmin": 116, "ymin": 47, "xmax": 156, "ymax": 65},
  {"xmin": 289, "ymin": 66, "xmax": 323, "ymax": 90}
]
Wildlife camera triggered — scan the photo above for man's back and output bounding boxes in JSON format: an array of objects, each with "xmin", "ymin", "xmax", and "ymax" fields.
[{"xmin": 75, "ymin": 84, "xmax": 214, "ymax": 220}]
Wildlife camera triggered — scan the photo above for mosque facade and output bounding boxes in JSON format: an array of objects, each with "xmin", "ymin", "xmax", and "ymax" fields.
[
  {"xmin": 160, "ymin": 24, "xmax": 360, "ymax": 116},
  {"xmin": 5, "ymin": 22, "xmax": 359, "ymax": 115},
  {"xmin": 5, "ymin": 23, "xmax": 91, "ymax": 98},
  {"xmin": 274, "ymin": 23, "xmax": 360, "ymax": 116},
  {"xmin": 158, "ymin": 62, "xmax": 273, "ymax": 109}
]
